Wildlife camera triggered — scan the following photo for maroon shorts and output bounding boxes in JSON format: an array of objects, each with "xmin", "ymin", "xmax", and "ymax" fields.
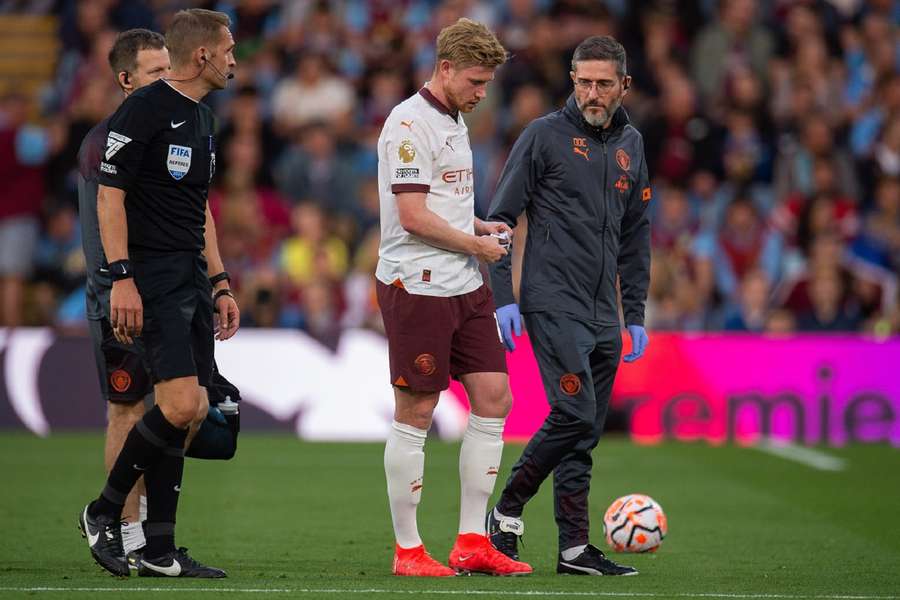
[{"xmin": 376, "ymin": 280, "xmax": 508, "ymax": 392}]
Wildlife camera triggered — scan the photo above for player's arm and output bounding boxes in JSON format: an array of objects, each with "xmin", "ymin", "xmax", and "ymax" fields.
[
  {"xmin": 203, "ymin": 202, "xmax": 240, "ymax": 340},
  {"xmin": 396, "ymin": 193, "xmax": 505, "ymax": 263},
  {"xmin": 617, "ymin": 139, "xmax": 652, "ymax": 328},
  {"xmin": 96, "ymin": 96, "xmax": 153, "ymax": 345},
  {"xmin": 486, "ymin": 122, "xmax": 542, "ymax": 308}
]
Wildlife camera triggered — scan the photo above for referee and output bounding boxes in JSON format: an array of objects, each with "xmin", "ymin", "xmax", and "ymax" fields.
[{"xmin": 77, "ymin": 9, "xmax": 238, "ymax": 578}]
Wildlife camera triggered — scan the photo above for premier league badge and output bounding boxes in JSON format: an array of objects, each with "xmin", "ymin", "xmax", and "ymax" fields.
[{"xmin": 167, "ymin": 144, "xmax": 192, "ymax": 180}]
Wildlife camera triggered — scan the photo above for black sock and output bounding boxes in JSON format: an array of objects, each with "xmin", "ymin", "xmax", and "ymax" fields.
[
  {"xmin": 90, "ymin": 406, "xmax": 184, "ymax": 519},
  {"xmin": 144, "ymin": 428, "xmax": 187, "ymax": 560}
]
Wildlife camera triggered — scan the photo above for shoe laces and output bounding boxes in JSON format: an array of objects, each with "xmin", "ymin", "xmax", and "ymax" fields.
[
  {"xmin": 583, "ymin": 544, "xmax": 613, "ymax": 564},
  {"xmin": 173, "ymin": 547, "xmax": 201, "ymax": 568},
  {"xmin": 98, "ymin": 517, "xmax": 124, "ymax": 555}
]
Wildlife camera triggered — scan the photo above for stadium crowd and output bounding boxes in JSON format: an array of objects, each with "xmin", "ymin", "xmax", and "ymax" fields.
[{"xmin": 0, "ymin": 0, "xmax": 898, "ymax": 343}]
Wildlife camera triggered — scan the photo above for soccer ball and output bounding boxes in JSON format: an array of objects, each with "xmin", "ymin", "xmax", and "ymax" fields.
[{"xmin": 603, "ymin": 494, "xmax": 667, "ymax": 553}]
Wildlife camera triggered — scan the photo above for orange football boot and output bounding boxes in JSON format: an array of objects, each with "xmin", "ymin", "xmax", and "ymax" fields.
[
  {"xmin": 448, "ymin": 533, "xmax": 533, "ymax": 576},
  {"xmin": 392, "ymin": 544, "xmax": 456, "ymax": 577}
]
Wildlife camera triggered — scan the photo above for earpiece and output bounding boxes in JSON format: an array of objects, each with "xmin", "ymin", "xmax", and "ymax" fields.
[{"xmin": 123, "ymin": 72, "xmax": 130, "ymax": 85}]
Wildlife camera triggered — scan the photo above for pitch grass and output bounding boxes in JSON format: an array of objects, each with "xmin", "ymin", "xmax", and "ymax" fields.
[{"xmin": 0, "ymin": 433, "xmax": 898, "ymax": 600}]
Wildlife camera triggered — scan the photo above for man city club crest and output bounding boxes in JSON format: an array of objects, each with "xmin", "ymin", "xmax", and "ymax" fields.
[{"xmin": 167, "ymin": 144, "xmax": 192, "ymax": 180}]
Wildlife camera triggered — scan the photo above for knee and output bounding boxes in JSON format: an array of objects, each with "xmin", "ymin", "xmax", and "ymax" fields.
[
  {"xmin": 487, "ymin": 386, "xmax": 513, "ymax": 418},
  {"xmin": 394, "ymin": 393, "xmax": 438, "ymax": 430},
  {"xmin": 163, "ymin": 403, "xmax": 196, "ymax": 429},
  {"xmin": 549, "ymin": 407, "xmax": 595, "ymax": 434}
]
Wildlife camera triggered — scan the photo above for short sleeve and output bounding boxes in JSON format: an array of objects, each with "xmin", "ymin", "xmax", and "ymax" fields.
[
  {"xmin": 97, "ymin": 95, "xmax": 156, "ymax": 192},
  {"xmin": 385, "ymin": 116, "xmax": 433, "ymax": 194}
]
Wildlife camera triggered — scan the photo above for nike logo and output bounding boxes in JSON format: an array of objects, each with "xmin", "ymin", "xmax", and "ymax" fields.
[
  {"xmin": 83, "ymin": 508, "xmax": 99, "ymax": 547},
  {"xmin": 457, "ymin": 553, "xmax": 475, "ymax": 562},
  {"xmin": 142, "ymin": 558, "xmax": 182, "ymax": 576},
  {"xmin": 174, "ymin": 485, "xmax": 180, "ymax": 492},
  {"xmin": 170, "ymin": 120, "xmax": 186, "ymax": 129},
  {"xmin": 133, "ymin": 464, "xmax": 145, "ymax": 471}
]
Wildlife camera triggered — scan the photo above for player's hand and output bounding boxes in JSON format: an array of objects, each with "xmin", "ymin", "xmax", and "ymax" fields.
[
  {"xmin": 623, "ymin": 325, "xmax": 648, "ymax": 362},
  {"xmin": 215, "ymin": 291, "xmax": 240, "ymax": 341},
  {"xmin": 476, "ymin": 220, "xmax": 513, "ymax": 238},
  {"xmin": 496, "ymin": 303, "xmax": 522, "ymax": 351},
  {"xmin": 474, "ymin": 235, "xmax": 508, "ymax": 263},
  {"xmin": 110, "ymin": 279, "xmax": 143, "ymax": 345}
]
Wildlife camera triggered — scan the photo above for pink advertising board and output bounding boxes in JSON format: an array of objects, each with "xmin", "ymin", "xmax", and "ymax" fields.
[{"xmin": 449, "ymin": 333, "xmax": 899, "ymax": 447}]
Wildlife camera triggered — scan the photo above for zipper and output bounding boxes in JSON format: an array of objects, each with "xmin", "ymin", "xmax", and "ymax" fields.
[{"xmin": 592, "ymin": 139, "xmax": 609, "ymax": 320}]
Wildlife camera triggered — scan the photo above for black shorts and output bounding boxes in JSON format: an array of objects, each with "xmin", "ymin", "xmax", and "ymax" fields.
[
  {"xmin": 134, "ymin": 252, "xmax": 214, "ymax": 387},
  {"xmin": 88, "ymin": 315, "xmax": 153, "ymax": 404}
]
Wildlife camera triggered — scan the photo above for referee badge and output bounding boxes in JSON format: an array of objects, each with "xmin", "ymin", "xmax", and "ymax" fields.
[{"xmin": 167, "ymin": 144, "xmax": 192, "ymax": 180}]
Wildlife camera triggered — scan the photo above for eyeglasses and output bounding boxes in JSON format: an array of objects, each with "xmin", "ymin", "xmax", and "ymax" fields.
[{"xmin": 574, "ymin": 78, "xmax": 618, "ymax": 94}]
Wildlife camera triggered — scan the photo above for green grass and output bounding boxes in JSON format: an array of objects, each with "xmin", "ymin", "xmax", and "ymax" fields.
[{"xmin": 0, "ymin": 432, "xmax": 898, "ymax": 599}]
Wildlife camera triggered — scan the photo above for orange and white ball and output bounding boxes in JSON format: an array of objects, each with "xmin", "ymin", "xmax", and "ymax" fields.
[{"xmin": 603, "ymin": 494, "xmax": 667, "ymax": 553}]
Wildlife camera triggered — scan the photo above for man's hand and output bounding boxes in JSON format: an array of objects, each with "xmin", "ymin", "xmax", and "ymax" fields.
[
  {"xmin": 496, "ymin": 303, "xmax": 522, "ymax": 351},
  {"xmin": 474, "ymin": 235, "xmax": 508, "ymax": 263},
  {"xmin": 215, "ymin": 292, "xmax": 240, "ymax": 341},
  {"xmin": 623, "ymin": 325, "xmax": 648, "ymax": 362},
  {"xmin": 476, "ymin": 219, "xmax": 513, "ymax": 238},
  {"xmin": 110, "ymin": 279, "xmax": 143, "ymax": 344}
]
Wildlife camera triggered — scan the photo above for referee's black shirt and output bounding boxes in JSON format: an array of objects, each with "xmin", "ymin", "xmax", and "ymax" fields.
[{"xmin": 98, "ymin": 79, "xmax": 216, "ymax": 257}]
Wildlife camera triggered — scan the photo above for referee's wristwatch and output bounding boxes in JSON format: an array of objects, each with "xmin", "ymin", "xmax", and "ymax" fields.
[
  {"xmin": 209, "ymin": 270, "xmax": 230, "ymax": 287},
  {"xmin": 108, "ymin": 259, "xmax": 133, "ymax": 281}
]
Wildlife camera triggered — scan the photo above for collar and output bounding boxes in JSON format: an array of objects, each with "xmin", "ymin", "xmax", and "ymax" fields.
[
  {"xmin": 163, "ymin": 79, "xmax": 199, "ymax": 104},
  {"xmin": 419, "ymin": 86, "xmax": 458, "ymax": 121},
  {"xmin": 563, "ymin": 93, "xmax": 629, "ymax": 138}
]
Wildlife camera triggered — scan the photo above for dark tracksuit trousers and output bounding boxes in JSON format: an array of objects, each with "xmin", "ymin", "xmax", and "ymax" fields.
[{"xmin": 496, "ymin": 312, "xmax": 622, "ymax": 551}]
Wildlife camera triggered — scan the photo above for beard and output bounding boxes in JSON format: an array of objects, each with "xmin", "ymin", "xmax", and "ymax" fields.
[
  {"xmin": 447, "ymin": 88, "xmax": 478, "ymax": 113},
  {"xmin": 578, "ymin": 95, "xmax": 621, "ymax": 127}
]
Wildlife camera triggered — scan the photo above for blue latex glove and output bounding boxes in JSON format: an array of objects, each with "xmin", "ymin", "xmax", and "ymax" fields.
[
  {"xmin": 496, "ymin": 303, "xmax": 522, "ymax": 351},
  {"xmin": 623, "ymin": 325, "xmax": 648, "ymax": 362}
]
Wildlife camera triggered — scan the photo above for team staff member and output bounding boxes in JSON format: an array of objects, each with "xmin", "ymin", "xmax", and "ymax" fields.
[
  {"xmin": 77, "ymin": 28, "xmax": 241, "ymax": 568},
  {"xmin": 485, "ymin": 36, "xmax": 651, "ymax": 576},
  {"xmin": 77, "ymin": 9, "xmax": 238, "ymax": 578},
  {"xmin": 376, "ymin": 18, "xmax": 531, "ymax": 577}
]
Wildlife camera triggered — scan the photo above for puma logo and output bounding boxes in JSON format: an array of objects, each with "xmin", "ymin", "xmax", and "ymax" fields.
[
  {"xmin": 400, "ymin": 120, "xmax": 413, "ymax": 130},
  {"xmin": 573, "ymin": 146, "xmax": 590, "ymax": 161}
]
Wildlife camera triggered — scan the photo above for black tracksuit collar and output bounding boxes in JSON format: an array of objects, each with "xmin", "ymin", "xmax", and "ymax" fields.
[{"xmin": 563, "ymin": 94, "xmax": 629, "ymax": 139}]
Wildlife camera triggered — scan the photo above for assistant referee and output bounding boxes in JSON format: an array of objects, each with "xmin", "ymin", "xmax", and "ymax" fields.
[{"xmin": 77, "ymin": 9, "xmax": 238, "ymax": 578}]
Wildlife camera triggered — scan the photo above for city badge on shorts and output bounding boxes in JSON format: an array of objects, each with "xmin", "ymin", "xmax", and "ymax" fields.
[{"xmin": 167, "ymin": 144, "xmax": 192, "ymax": 180}]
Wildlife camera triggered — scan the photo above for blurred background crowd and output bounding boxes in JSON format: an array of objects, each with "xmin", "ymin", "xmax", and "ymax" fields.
[{"xmin": 0, "ymin": 0, "xmax": 898, "ymax": 345}]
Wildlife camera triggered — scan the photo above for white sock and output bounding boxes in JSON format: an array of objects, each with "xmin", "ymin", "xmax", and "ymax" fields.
[
  {"xmin": 121, "ymin": 521, "xmax": 146, "ymax": 555},
  {"xmin": 139, "ymin": 494, "xmax": 147, "ymax": 522},
  {"xmin": 561, "ymin": 544, "xmax": 588, "ymax": 561},
  {"xmin": 458, "ymin": 413, "xmax": 505, "ymax": 535},
  {"xmin": 384, "ymin": 420, "xmax": 428, "ymax": 549}
]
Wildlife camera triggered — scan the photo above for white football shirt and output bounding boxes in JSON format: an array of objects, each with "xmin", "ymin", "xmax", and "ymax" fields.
[{"xmin": 376, "ymin": 87, "xmax": 482, "ymax": 297}]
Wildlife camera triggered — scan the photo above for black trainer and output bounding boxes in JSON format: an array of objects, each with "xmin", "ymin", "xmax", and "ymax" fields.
[
  {"xmin": 138, "ymin": 547, "xmax": 227, "ymax": 578},
  {"xmin": 557, "ymin": 544, "xmax": 638, "ymax": 576},
  {"xmin": 77, "ymin": 504, "xmax": 129, "ymax": 577},
  {"xmin": 485, "ymin": 506, "xmax": 525, "ymax": 560}
]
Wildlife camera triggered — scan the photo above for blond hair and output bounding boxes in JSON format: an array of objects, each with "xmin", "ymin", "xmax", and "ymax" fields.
[
  {"xmin": 436, "ymin": 18, "xmax": 508, "ymax": 70},
  {"xmin": 166, "ymin": 8, "xmax": 231, "ymax": 67}
]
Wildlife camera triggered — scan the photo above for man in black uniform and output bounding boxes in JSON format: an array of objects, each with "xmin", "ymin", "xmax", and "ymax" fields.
[
  {"xmin": 77, "ymin": 28, "xmax": 241, "ymax": 569},
  {"xmin": 484, "ymin": 36, "xmax": 651, "ymax": 576},
  {"xmin": 77, "ymin": 9, "xmax": 238, "ymax": 578}
]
